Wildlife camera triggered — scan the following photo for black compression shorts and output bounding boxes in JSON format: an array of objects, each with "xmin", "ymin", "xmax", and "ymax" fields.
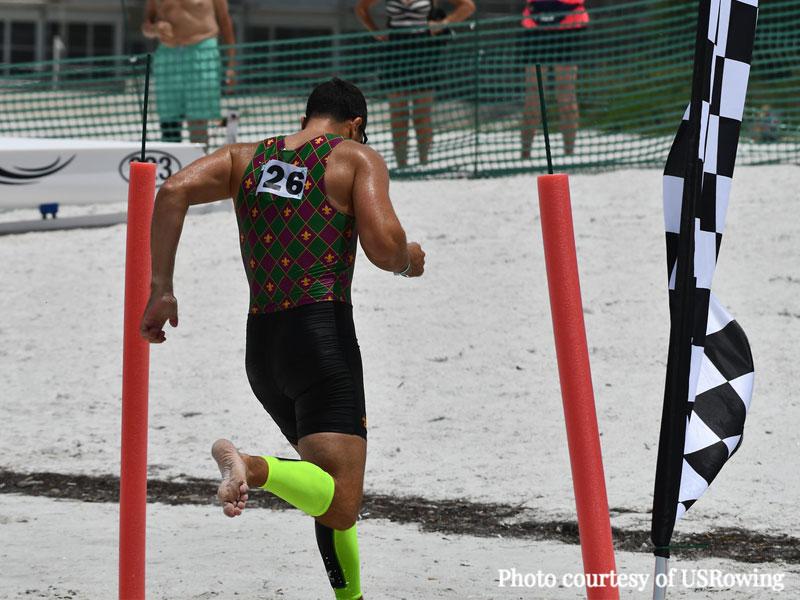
[{"xmin": 245, "ymin": 302, "xmax": 367, "ymax": 446}]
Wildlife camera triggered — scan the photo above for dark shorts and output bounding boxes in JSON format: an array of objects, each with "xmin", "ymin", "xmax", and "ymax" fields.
[
  {"xmin": 518, "ymin": 27, "xmax": 585, "ymax": 65},
  {"xmin": 245, "ymin": 301, "xmax": 367, "ymax": 446},
  {"xmin": 379, "ymin": 29, "xmax": 441, "ymax": 94}
]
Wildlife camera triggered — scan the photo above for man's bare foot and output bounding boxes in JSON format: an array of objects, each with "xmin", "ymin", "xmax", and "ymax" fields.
[{"xmin": 211, "ymin": 439, "xmax": 249, "ymax": 518}]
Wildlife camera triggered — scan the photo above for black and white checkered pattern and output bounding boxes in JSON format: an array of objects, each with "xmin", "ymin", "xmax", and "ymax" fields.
[{"xmin": 662, "ymin": 0, "xmax": 758, "ymax": 525}]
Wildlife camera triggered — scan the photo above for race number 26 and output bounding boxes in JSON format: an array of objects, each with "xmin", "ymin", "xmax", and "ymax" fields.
[{"xmin": 256, "ymin": 159, "xmax": 308, "ymax": 200}]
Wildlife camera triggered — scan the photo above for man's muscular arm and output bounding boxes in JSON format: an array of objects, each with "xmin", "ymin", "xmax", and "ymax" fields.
[
  {"xmin": 140, "ymin": 146, "xmax": 238, "ymax": 343},
  {"xmin": 351, "ymin": 145, "xmax": 425, "ymax": 277}
]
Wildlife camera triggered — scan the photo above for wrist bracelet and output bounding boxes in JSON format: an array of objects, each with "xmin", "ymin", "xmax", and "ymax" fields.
[{"xmin": 394, "ymin": 260, "xmax": 412, "ymax": 277}]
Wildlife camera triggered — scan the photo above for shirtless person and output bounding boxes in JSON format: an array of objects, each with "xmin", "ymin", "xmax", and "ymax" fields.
[
  {"xmin": 142, "ymin": 0, "xmax": 236, "ymax": 146},
  {"xmin": 140, "ymin": 78, "xmax": 425, "ymax": 599}
]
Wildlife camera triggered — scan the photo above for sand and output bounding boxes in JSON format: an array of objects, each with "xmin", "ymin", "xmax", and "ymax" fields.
[
  {"xmin": 1, "ymin": 166, "xmax": 798, "ymax": 597},
  {"xmin": 2, "ymin": 495, "xmax": 798, "ymax": 599}
]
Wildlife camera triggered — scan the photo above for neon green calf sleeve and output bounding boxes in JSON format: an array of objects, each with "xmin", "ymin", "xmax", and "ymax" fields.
[
  {"xmin": 315, "ymin": 522, "xmax": 362, "ymax": 600},
  {"xmin": 260, "ymin": 456, "xmax": 335, "ymax": 517}
]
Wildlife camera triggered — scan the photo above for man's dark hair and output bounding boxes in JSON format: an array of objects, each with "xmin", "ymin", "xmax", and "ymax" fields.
[{"xmin": 305, "ymin": 78, "xmax": 368, "ymax": 138}]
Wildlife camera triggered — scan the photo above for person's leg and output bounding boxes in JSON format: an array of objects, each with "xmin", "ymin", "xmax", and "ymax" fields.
[
  {"xmin": 554, "ymin": 64, "xmax": 579, "ymax": 156},
  {"xmin": 153, "ymin": 44, "xmax": 183, "ymax": 143},
  {"xmin": 160, "ymin": 120, "xmax": 182, "ymax": 143},
  {"xmin": 212, "ymin": 434, "xmax": 365, "ymax": 525},
  {"xmin": 296, "ymin": 432, "xmax": 366, "ymax": 531},
  {"xmin": 188, "ymin": 120, "xmax": 209, "ymax": 147},
  {"xmin": 220, "ymin": 303, "xmax": 366, "ymax": 598},
  {"xmin": 315, "ymin": 519, "xmax": 361, "ymax": 600},
  {"xmin": 522, "ymin": 64, "xmax": 545, "ymax": 160},
  {"xmin": 244, "ymin": 313, "xmax": 301, "ymax": 451},
  {"xmin": 185, "ymin": 38, "xmax": 221, "ymax": 150},
  {"xmin": 411, "ymin": 91, "xmax": 434, "ymax": 166},
  {"xmin": 301, "ymin": 433, "xmax": 365, "ymax": 600},
  {"xmin": 388, "ymin": 92, "xmax": 410, "ymax": 169},
  {"xmin": 212, "ymin": 434, "xmax": 365, "ymax": 599},
  {"xmin": 214, "ymin": 434, "xmax": 365, "ymax": 525}
]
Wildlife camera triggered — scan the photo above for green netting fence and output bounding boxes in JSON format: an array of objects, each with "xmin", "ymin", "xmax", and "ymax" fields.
[{"xmin": 1, "ymin": 0, "xmax": 798, "ymax": 178}]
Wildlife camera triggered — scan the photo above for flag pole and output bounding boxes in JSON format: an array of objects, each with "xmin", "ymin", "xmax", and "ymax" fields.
[
  {"xmin": 651, "ymin": 0, "xmax": 711, "ymax": 595},
  {"xmin": 653, "ymin": 556, "xmax": 668, "ymax": 600},
  {"xmin": 651, "ymin": 0, "xmax": 758, "ymax": 594}
]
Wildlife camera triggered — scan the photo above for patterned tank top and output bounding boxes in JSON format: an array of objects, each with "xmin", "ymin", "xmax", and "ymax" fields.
[{"xmin": 234, "ymin": 134, "xmax": 357, "ymax": 315}]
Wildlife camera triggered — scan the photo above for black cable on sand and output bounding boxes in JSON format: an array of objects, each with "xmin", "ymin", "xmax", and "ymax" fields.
[
  {"xmin": 535, "ymin": 63, "xmax": 554, "ymax": 175},
  {"xmin": 141, "ymin": 53, "xmax": 152, "ymax": 161}
]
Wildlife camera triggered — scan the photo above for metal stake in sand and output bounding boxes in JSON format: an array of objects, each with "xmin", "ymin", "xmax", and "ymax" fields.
[
  {"xmin": 535, "ymin": 72, "xmax": 618, "ymax": 599},
  {"xmin": 535, "ymin": 63, "xmax": 553, "ymax": 175},
  {"xmin": 140, "ymin": 54, "xmax": 151, "ymax": 162},
  {"xmin": 119, "ymin": 53, "xmax": 156, "ymax": 600}
]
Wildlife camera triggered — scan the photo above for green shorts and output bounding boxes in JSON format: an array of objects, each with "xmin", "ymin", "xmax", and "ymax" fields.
[{"xmin": 153, "ymin": 37, "xmax": 221, "ymax": 121}]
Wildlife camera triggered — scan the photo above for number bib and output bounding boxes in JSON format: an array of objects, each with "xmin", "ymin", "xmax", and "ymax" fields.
[{"xmin": 256, "ymin": 159, "xmax": 308, "ymax": 200}]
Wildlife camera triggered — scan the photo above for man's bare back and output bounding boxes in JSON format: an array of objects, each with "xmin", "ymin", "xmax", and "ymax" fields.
[
  {"xmin": 225, "ymin": 134, "xmax": 362, "ymax": 217},
  {"xmin": 143, "ymin": 0, "xmax": 223, "ymax": 47}
]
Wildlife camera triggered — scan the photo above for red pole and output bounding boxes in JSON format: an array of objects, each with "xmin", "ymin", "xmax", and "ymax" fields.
[
  {"xmin": 537, "ymin": 173, "xmax": 619, "ymax": 599},
  {"xmin": 119, "ymin": 161, "xmax": 156, "ymax": 600}
]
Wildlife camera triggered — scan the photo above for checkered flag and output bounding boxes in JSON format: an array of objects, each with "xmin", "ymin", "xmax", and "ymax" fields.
[{"xmin": 651, "ymin": 0, "xmax": 758, "ymax": 587}]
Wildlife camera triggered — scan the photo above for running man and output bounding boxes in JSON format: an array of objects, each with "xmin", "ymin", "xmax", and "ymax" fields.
[
  {"xmin": 142, "ymin": 0, "xmax": 236, "ymax": 146},
  {"xmin": 140, "ymin": 78, "xmax": 425, "ymax": 600}
]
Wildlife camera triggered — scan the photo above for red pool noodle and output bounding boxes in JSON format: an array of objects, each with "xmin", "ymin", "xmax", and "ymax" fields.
[
  {"xmin": 537, "ymin": 173, "xmax": 619, "ymax": 599},
  {"xmin": 119, "ymin": 161, "xmax": 156, "ymax": 600}
]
